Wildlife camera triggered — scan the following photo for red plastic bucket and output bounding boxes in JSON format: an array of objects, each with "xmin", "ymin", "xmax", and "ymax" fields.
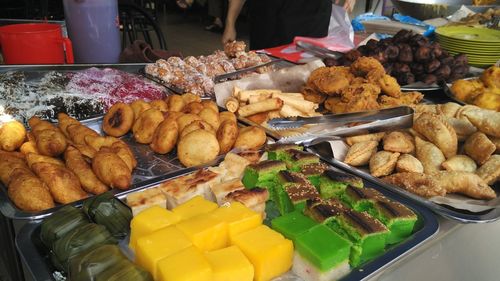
[{"xmin": 0, "ymin": 23, "xmax": 74, "ymax": 64}]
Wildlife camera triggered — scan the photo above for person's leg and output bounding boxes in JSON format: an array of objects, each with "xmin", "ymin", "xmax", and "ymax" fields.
[{"xmin": 206, "ymin": 0, "xmax": 224, "ymax": 31}]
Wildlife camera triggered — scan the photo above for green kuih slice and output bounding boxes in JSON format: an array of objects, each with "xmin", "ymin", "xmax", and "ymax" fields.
[
  {"xmin": 276, "ymin": 171, "xmax": 320, "ymax": 212},
  {"xmin": 271, "ymin": 211, "xmax": 318, "ymax": 241},
  {"xmin": 52, "ymin": 223, "xmax": 117, "ymax": 272},
  {"xmin": 341, "ymin": 186, "xmax": 384, "ymax": 212},
  {"xmin": 83, "ymin": 191, "xmax": 133, "ymax": 240},
  {"xmin": 40, "ymin": 205, "xmax": 90, "ymax": 249},
  {"xmin": 300, "ymin": 162, "xmax": 328, "ymax": 187},
  {"xmin": 266, "ymin": 143, "xmax": 303, "ymax": 160},
  {"xmin": 69, "ymin": 244, "xmax": 128, "ymax": 281},
  {"xmin": 281, "ymin": 149, "xmax": 320, "ymax": 172},
  {"xmin": 318, "ymin": 170, "xmax": 364, "ymax": 199},
  {"xmin": 272, "ymin": 185, "xmax": 295, "ymax": 215},
  {"xmin": 368, "ymin": 199, "xmax": 417, "ymax": 245},
  {"xmin": 242, "ymin": 160, "xmax": 287, "ymax": 189}
]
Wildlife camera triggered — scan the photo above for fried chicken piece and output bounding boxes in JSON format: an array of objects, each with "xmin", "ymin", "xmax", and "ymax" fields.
[
  {"xmin": 379, "ymin": 91, "xmax": 423, "ymax": 108},
  {"xmin": 434, "ymin": 171, "xmax": 496, "ymax": 200},
  {"xmin": 350, "ymin": 56, "xmax": 385, "ymax": 77},
  {"xmin": 382, "ymin": 172, "xmax": 446, "ymax": 198},
  {"xmin": 8, "ymin": 168, "xmax": 55, "ymax": 212}
]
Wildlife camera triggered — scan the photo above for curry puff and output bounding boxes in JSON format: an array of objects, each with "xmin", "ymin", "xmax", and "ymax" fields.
[
  {"xmin": 476, "ymin": 155, "xmax": 500, "ymax": 185},
  {"xmin": 434, "ymin": 171, "xmax": 496, "ymax": 200},
  {"xmin": 413, "ymin": 112, "xmax": 457, "ymax": 159},
  {"xmin": 0, "ymin": 152, "xmax": 29, "ymax": 186},
  {"xmin": 92, "ymin": 149, "xmax": 132, "ymax": 190},
  {"xmin": 64, "ymin": 146, "xmax": 108, "ymax": 195},
  {"xmin": 463, "ymin": 132, "xmax": 496, "ymax": 165},
  {"xmin": 369, "ymin": 151, "xmax": 400, "ymax": 177},
  {"xmin": 445, "ymin": 117, "xmax": 477, "ymax": 141},
  {"xmin": 382, "ymin": 131, "xmax": 415, "ymax": 154},
  {"xmin": 396, "ymin": 154, "xmax": 424, "ymax": 174},
  {"xmin": 415, "ymin": 137, "xmax": 445, "ymax": 175},
  {"xmin": 382, "ymin": 172, "xmax": 446, "ymax": 197},
  {"xmin": 345, "ymin": 132, "xmax": 385, "ymax": 146},
  {"xmin": 26, "ymin": 153, "xmax": 65, "ymax": 169},
  {"xmin": 8, "ymin": 168, "xmax": 55, "ymax": 212},
  {"xmin": 344, "ymin": 140, "xmax": 379, "ymax": 166},
  {"xmin": 463, "ymin": 108, "xmax": 500, "ymax": 138},
  {"xmin": 441, "ymin": 155, "xmax": 477, "ymax": 173},
  {"xmin": 28, "ymin": 117, "xmax": 67, "ymax": 157}
]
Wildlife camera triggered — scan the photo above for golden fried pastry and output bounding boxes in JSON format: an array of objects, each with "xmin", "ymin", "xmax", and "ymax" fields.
[
  {"xmin": 219, "ymin": 111, "xmax": 237, "ymax": 125},
  {"xmin": 369, "ymin": 151, "xmax": 400, "ymax": 177},
  {"xmin": 217, "ymin": 120, "xmax": 239, "ymax": 154},
  {"xmin": 102, "ymin": 102, "xmax": 134, "ymax": 137},
  {"xmin": 84, "ymin": 135, "xmax": 120, "ymax": 151},
  {"xmin": 28, "ymin": 117, "xmax": 68, "ymax": 157},
  {"xmin": 26, "ymin": 153, "xmax": 65, "ymax": 169},
  {"xmin": 149, "ymin": 99, "xmax": 169, "ymax": 112},
  {"xmin": 434, "ymin": 171, "xmax": 496, "ymax": 200},
  {"xmin": 201, "ymin": 100, "xmax": 219, "ymax": 113},
  {"xmin": 413, "ymin": 112, "xmax": 457, "ymax": 158},
  {"xmin": 455, "ymin": 104, "xmax": 480, "ymax": 120},
  {"xmin": 324, "ymin": 96, "xmax": 348, "ymax": 113},
  {"xmin": 180, "ymin": 120, "xmax": 215, "ymax": 139},
  {"xmin": 437, "ymin": 102, "xmax": 462, "ymax": 118},
  {"xmin": 464, "ymin": 132, "xmax": 496, "ymax": 165},
  {"xmin": 471, "ymin": 92, "xmax": 500, "ymax": 111},
  {"xmin": 130, "ymin": 99, "xmax": 152, "ymax": 120},
  {"xmin": 176, "ymin": 113, "xmax": 203, "ymax": 132},
  {"xmin": 489, "ymin": 136, "xmax": 500, "ymax": 153},
  {"xmin": 463, "ymin": 107, "xmax": 500, "ymax": 137},
  {"xmin": 183, "ymin": 102, "xmax": 205, "ymax": 114},
  {"xmin": 19, "ymin": 141, "xmax": 39, "ymax": 155},
  {"xmin": 445, "ymin": 117, "xmax": 477, "ymax": 141},
  {"xmin": 414, "ymin": 104, "xmax": 438, "ymax": 115},
  {"xmin": 181, "ymin": 93, "xmax": 201, "ymax": 104},
  {"xmin": 396, "ymin": 154, "xmax": 424, "ymax": 173},
  {"xmin": 344, "ymin": 140, "xmax": 378, "ymax": 166},
  {"xmin": 441, "ymin": 155, "xmax": 477, "ymax": 173},
  {"xmin": 110, "ymin": 141, "xmax": 137, "ymax": 171},
  {"xmin": 67, "ymin": 124, "xmax": 99, "ymax": 145},
  {"xmin": 233, "ymin": 126, "xmax": 266, "ymax": 150},
  {"xmin": 311, "ymin": 71, "xmax": 350, "ymax": 95},
  {"xmin": 382, "ymin": 172, "xmax": 446, "ymax": 197},
  {"xmin": 8, "ymin": 168, "xmax": 55, "ymax": 212},
  {"xmin": 178, "ymin": 129, "xmax": 220, "ymax": 167},
  {"xmin": 198, "ymin": 108, "xmax": 220, "ymax": 130},
  {"xmin": 480, "ymin": 65, "xmax": 500, "ymax": 88},
  {"xmin": 302, "ymin": 86, "xmax": 327, "ymax": 104},
  {"xmin": 476, "ymin": 155, "xmax": 500, "ymax": 185},
  {"xmin": 415, "ymin": 137, "xmax": 445, "ymax": 174},
  {"xmin": 64, "ymin": 146, "xmax": 108, "ymax": 195},
  {"xmin": 92, "ymin": 149, "xmax": 132, "ymax": 189},
  {"xmin": 341, "ymin": 83, "xmax": 381, "ymax": 101},
  {"xmin": 28, "ymin": 117, "xmax": 53, "ymax": 132},
  {"xmin": 350, "ymin": 56, "xmax": 385, "ymax": 77},
  {"xmin": 0, "ymin": 153, "xmax": 28, "ymax": 185},
  {"xmin": 163, "ymin": 111, "xmax": 184, "ymax": 123},
  {"xmin": 450, "ymin": 79, "xmax": 483, "ymax": 102},
  {"xmin": 32, "ymin": 162, "xmax": 88, "ymax": 204},
  {"xmin": 376, "ymin": 74, "xmax": 401, "ymax": 97},
  {"xmin": 73, "ymin": 144, "xmax": 97, "ymax": 159},
  {"xmin": 57, "ymin": 113, "xmax": 80, "ymax": 138},
  {"xmin": 167, "ymin": 95, "xmax": 186, "ymax": 112},
  {"xmin": 379, "ymin": 91, "xmax": 424, "ymax": 108},
  {"xmin": 132, "ymin": 108, "xmax": 164, "ymax": 144},
  {"xmin": 345, "ymin": 132, "xmax": 385, "ymax": 146},
  {"xmin": 383, "ymin": 131, "xmax": 415, "ymax": 154},
  {"xmin": 0, "ymin": 120, "xmax": 26, "ymax": 151},
  {"xmin": 150, "ymin": 118, "xmax": 179, "ymax": 154}
]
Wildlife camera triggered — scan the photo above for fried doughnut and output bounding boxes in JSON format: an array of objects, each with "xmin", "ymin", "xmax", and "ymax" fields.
[
  {"xmin": 198, "ymin": 108, "xmax": 220, "ymax": 130},
  {"xmin": 0, "ymin": 120, "xmax": 26, "ymax": 151},
  {"xmin": 176, "ymin": 113, "xmax": 202, "ymax": 132},
  {"xmin": 177, "ymin": 129, "xmax": 220, "ymax": 167},
  {"xmin": 132, "ymin": 108, "xmax": 164, "ymax": 144},
  {"xmin": 150, "ymin": 118, "xmax": 179, "ymax": 154},
  {"xmin": 150, "ymin": 99, "xmax": 169, "ymax": 112},
  {"xmin": 102, "ymin": 102, "xmax": 134, "ymax": 137},
  {"xmin": 92, "ymin": 149, "xmax": 132, "ymax": 189},
  {"xmin": 218, "ymin": 111, "xmax": 237, "ymax": 125},
  {"xmin": 217, "ymin": 120, "xmax": 239, "ymax": 154},
  {"xmin": 180, "ymin": 120, "xmax": 215, "ymax": 139},
  {"xmin": 130, "ymin": 100, "xmax": 152, "ymax": 120}
]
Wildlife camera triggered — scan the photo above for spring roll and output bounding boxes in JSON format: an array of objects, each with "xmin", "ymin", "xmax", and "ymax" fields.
[
  {"xmin": 246, "ymin": 112, "xmax": 270, "ymax": 124},
  {"xmin": 225, "ymin": 97, "xmax": 239, "ymax": 113},
  {"xmin": 248, "ymin": 95, "xmax": 272, "ymax": 104},
  {"xmin": 238, "ymin": 89, "xmax": 280, "ymax": 102},
  {"xmin": 238, "ymin": 98, "xmax": 283, "ymax": 117},
  {"xmin": 272, "ymin": 93, "xmax": 318, "ymax": 113},
  {"xmin": 279, "ymin": 104, "xmax": 305, "ymax": 117}
]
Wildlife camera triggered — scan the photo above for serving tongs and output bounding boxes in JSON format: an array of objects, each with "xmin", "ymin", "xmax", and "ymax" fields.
[
  {"xmin": 275, "ymin": 106, "xmax": 414, "ymax": 146},
  {"xmin": 295, "ymin": 40, "xmax": 344, "ymax": 60}
]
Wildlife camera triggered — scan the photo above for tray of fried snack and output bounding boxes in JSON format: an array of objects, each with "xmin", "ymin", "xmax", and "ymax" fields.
[
  {"xmin": 15, "ymin": 145, "xmax": 439, "ymax": 281},
  {"xmin": 308, "ymin": 102, "xmax": 500, "ymax": 223},
  {"xmin": 0, "ymin": 93, "xmax": 269, "ymax": 219}
]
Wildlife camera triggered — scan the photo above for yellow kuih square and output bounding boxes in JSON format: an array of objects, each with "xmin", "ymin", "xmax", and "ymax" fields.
[
  {"xmin": 176, "ymin": 213, "xmax": 228, "ymax": 251},
  {"xmin": 158, "ymin": 246, "xmax": 213, "ymax": 281},
  {"xmin": 135, "ymin": 226, "xmax": 192, "ymax": 280},
  {"xmin": 210, "ymin": 202, "xmax": 262, "ymax": 243},
  {"xmin": 129, "ymin": 206, "xmax": 181, "ymax": 251},
  {"xmin": 205, "ymin": 246, "xmax": 254, "ymax": 281},
  {"xmin": 232, "ymin": 225, "xmax": 294, "ymax": 281},
  {"xmin": 171, "ymin": 195, "xmax": 218, "ymax": 221}
]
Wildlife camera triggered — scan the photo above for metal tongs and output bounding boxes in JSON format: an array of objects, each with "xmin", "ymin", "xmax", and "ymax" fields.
[
  {"xmin": 272, "ymin": 106, "xmax": 414, "ymax": 146},
  {"xmin": 295, "ymin": 40, "xmax": 344, "ymax": 60}
]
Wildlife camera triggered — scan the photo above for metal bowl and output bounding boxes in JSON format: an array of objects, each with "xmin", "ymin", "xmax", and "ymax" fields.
[{"xmin": 391, "ymin": 0, "xmax": 499, "ymax": 20}]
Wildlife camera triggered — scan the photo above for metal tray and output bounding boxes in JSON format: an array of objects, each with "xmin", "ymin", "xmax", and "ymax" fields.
[
  {"xmin": 15, "ymin": 159, "xmax": 439, "ymax": 281},
  {"xmin": 0, "ymin": 115, "xmax": 215, "ymax": 220},
  {"xmin": 308, "ymin": 143, "xmax": 500, "ymax": 223}
]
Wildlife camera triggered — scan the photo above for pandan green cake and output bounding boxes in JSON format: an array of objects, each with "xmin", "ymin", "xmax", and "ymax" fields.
[
  {"xmin": 242, "ymin": 160, "xmax": 286, "ymax": 189},
  {"xmin": 276, "ymin": 171, "xmax": 320, "ymax": 211},
  {"xmin": 271, "ymin": 211, "xmax": 317, "ymax": 241},
  {"xmin": 281, "ymin": 149, "xmax": 320, "ymax": 172},
  {"xmin": 293, "ymin": 224, "xmax": 352, "ymax": 281},
  {"xmin": 300, "ymin": 163, "xmax": 328, "ymax": 187},
  {"xmin": 272, "ymin": 185, "xmax": 295, "ymax": 215},
  {"xmin": 342, "ymin": 186, "xmax": 384, "ymax": 212},
  {"xmin": 318, "ymin": 170, "xmax": 364, "ymax": 199},
  {"xmin": 267, "ymin": 143, "xmax": 303, "ymax": 160},
  {"xmin": 304, "ymin": 198, "xmax": 346, "ymax": 223},
  {"xmin": 326, "ymin": 209, "xmax": 389, "ymax": 267},
  {"xmin": 369, "ymin": 199, "xmax": 417, "ymax": 244}
]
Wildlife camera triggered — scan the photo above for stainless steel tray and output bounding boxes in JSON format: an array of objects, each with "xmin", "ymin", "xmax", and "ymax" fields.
[
  {"xmin": 308, "ymin": 143, "xmax": 500, "ymax": 223},
  {"xmin": 15, "ymin": 159, "xmax": 439, "ymax": 281},
  {"xmin": 0, "ymin": 115, "xmax": 212, "ymax": 220}
]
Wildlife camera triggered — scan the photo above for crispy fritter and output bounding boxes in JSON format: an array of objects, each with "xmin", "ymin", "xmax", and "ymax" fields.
[
  {"xmin": 350, "ymin": 56, "xmax": 385, "ymax": 77},
  {"xmin": 379, "ymin": 91, "xmax": 423, "ymax": 108},
  {"xmin": 8, "ymin": 168, "xmax": 55, "ymax": 212},
  {"xmin": 64, "ymin": 146, "xmax": 108, "ymax": 195},
  {"xmin": 382, "ymin": 172, "xmax": 446, "ymax": 198}
]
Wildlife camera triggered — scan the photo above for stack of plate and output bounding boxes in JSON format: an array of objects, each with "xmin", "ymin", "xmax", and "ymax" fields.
[{"xmin": 435, "ymin": 26, "xmax": 500, "ymax": 68}]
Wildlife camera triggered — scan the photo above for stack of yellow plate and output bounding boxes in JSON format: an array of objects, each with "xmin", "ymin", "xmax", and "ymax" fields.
[{"xmin": 436, "ymin": 26, "xmax": 500, "ymax": 68}]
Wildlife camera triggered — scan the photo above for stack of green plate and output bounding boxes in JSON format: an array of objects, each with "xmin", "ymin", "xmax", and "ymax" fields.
[{"xmin": 435, "ymin": 26, "xmax": 500, "ymax": 68}]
